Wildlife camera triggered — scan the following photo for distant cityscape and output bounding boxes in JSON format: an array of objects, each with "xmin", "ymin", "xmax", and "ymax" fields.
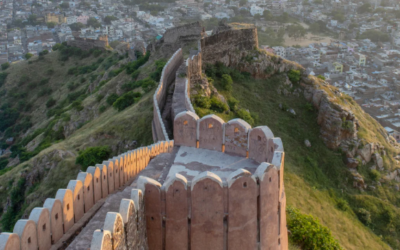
[{"xmin": 1, "ymin": 0, "xmax": 400, "ymax": 140}]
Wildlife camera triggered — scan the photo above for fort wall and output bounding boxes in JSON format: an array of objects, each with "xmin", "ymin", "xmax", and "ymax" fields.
[
  {"xmin": 0, "ymin": 141, "xmax": 174, "ymax": 250},
  {"xmin": 200, "ymin": 27, "xmax": 258, "ymax": 66},
  {"xmin": 152, "ymin": 49, "xmax": 183, "ymax": 142},
  {"xmin": 67, "ymin": 36, "xmax": 109, "ymax": 51},
  {"xmin": 90, "ymin": 166, "xmax": 287, "ymax": 250}
]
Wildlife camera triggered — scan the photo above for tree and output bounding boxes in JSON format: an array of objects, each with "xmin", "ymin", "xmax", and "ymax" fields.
[
  {"xmin": 60, "ymin": 2, "xmax": 69, "ymax": 9},
  {"xmin": 87, "ymin": 17, "xmax": 101, "ymax": 28},
  {"xmin": 288, "ymin": 69, "xmax": 301, "ymax": 83},
  {"xmin": 1, "ymin": 62, "xmax": 10, "ymax": 70},
  {"xmin": 358, "ymin": 30, "xmax": 390, "ymax": 42},
  {"xmin": 358, "ymin": 3, "xmax": 372, "ymax": 14},
  {"xmin": 221, "ymin": 74, "xmax": 233, "ymax": 91},
  {"xmin": 47, "ymin": 22, "xmax": 56, "ymax": 28},
  {"xmin": 69, "ymin": 22, "xmax": 85, "ymax": 31},
  {"xmin": 25, "ymin": 53, "xmax": 33, "ymax": 60},
  {"xmin": 104, "ymin": 15, "xmax": 118, "ymax": 24},
  {"xmin": 286, "ymin": 24, "xmax": 307, "ymax": 40},
  {"xmin": 75, "ymin": 146, "xmax": 111, "ymax": 171},
  {"xmin": 263, "ymin": 10, "xmax": 272, "ymax": 20}
]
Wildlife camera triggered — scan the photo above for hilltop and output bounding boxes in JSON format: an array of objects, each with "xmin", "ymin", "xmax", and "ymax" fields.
[{"xmin": 0, "ymin": 23, "xmax": 399, "ymax": 250}]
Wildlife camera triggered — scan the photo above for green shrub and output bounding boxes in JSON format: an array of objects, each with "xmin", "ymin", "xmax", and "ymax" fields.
[
  {"xmin": 99, "ymin": 105, "xmax": 107, "ymax": 113},
  {"xmin": 37, "ymin": 87, "xmax": 52, "ymax": 97},
  {"xmin": 221, "ymin": 74, "xmax": 233, "ymax": 91},
  {"xmin": 113, "ymin": 92, "xmax": 142, "ymax": 111},
  {"xmin": 1, "ymin": 178, "xmax": 27, "ymax": 231},
  {"xmin": 369, "ymin": 169, "xmax": 381, "ymax": 181},
  {"xmin": 210, "ymin": 97, "xmax": 229, "ymax": 113},
  {"xmin": 227, "ymin": 97, "xmax": 239, "ymax": 111},
  {"xmin": 46, "ymin": 98, "xmax": 56, "ymax": 108},
  {"xmin": 237, "ymin": 109, "xmax": 254, "ymax": 125},
  {"xmin": 75, "ymin": 146, "xmax": 112, "ymax": 171},
  {"xmin": 1, "ymin": 62, "xmax": 10, "ymax": 70},
  {"xmin": 336, "ymin": 198, "xmax": 350, "ymax": 211},
  {"xmin": 106, "ymin": 93, "xmax": 119, "ymax": 106},
  {"xmin": 141, "ymin": 77, "xmax": 156, "ymax": 93},
  {"xmin": 288, "ymin": 69, "xmax": 301, "ymax": 83},
  {"xmin": 356, "ymin": 208, "xmax": 371, "ymax": 225},
  {"xmin": 96, "ymin": 94, "xmax": 104, "ymax": 102},
  {"xmin": 0, "ymin": 72, "xmax": 8, "ymax": 87},
  {"xmin": 39, "ymin": 50, "xmax": 49, "ymax": 57},
  {"xmin": 287, "ymin": 206, "xmax": 343, "ymax": 250},
  {"xmin": 25, "ymin": 53, "xmax": 33, "ymax": 60},
  {"xmin": 72, "ymin": 100, "xmax": 84, "ymax": 111},
  {"xmin": 194, "ymin": 95, "xmax": 211, "ymax": 109},
  {"xmin": 317, "ymin": 75, "xmax": 326, "ymax": 80},
  {"xmin": 0, "ymin": 158, "xmax": 8, "ymax": 170}
]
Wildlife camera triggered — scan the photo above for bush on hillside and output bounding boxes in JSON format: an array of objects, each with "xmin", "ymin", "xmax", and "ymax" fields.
[
  {"xmin": 46, "ymin": 98, "xmax": 56, "ymax": 108},
  {"xmin": 228, "ymin": 96, "xmax": 239, "ymax": 111},
  {"xmin": 0, "ymin": 158, "xmax": 8, "ymax": 170},
  {"xmin": 141, "ymin": 77, "xmax": 156, "ymax": 93},
  {"xmin": 288, "ymin": 69, "xmax": 301, "ymax": 83},
  {"xmin": 113, "ymin": 92, "xmax": 142, "ymax": 111},
  {"xmin": 0, "ymin": 72, "xmax": 8, "ymax": 87},
  {"xmin": 194, "ymin": 95, "xmax": 211, "ymax": 109},
  {"xmin": 221, "ymin": 74, "xmax": 233, "ymax": 91},
  {"xmin": 210, "ymin": 97, "xmax": 229, "ymax": 113},
  {"xmin": 75, "ymin": 146, "xmax": 111, "ymax": 171},
  {"xmin": 356, "ymin": 208, "xmax": 371, "ymax": 225},
  {"xmin": 1, "ymin": 178, "xmax": 27, "ymax": 231},
  {"xmin": 236, "ymin": 109, "xmax": 254, "ymax": 125},
  {"xmin": 25, "ymin": 53, "xmax": 33, "ymax": 60},
  {"xmin": 369, "ymin": 169, "xmax": 381, "ymax": 181},
  {"xmin": 106, "ymin": 93, "xmax": 119, "ymax": 106},
  {"xmin": 1, "ymin": 62, "xmax": 10, "ymax": 70},
  {"xmin": 287, "ymin": 206, "xmax": 343, "ymax": 250}
]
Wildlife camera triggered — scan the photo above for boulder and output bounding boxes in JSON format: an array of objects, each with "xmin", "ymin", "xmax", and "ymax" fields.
[
  {"xmin": 372, "ymin": 153, "xmax": 384, "ymax": 170},
  {"xmin": 304, "ymin": 139, "xmax": 311, "ymax": 147},
  {"xmin": 346, "ymin": 158, "xmax": 358, "ymax": 168},
  {"xmin": 357, "ymin": 143, "xmax": 373, "ymax": 163}
]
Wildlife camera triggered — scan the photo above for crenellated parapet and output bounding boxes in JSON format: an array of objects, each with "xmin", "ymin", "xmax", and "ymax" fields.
[
  {"xmin": 0, "ymin": 141, "xmax": 173, "ymax": 250},
  {"xmin": 174, "ymin": 111, "xmax": 284, "ymax": 165}
]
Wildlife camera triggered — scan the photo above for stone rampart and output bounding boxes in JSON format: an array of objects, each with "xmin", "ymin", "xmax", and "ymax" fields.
[
  {"xmin": 89, "ymin": 166, "xmax": 287, "ymax": 250},
  {"xmin": 0, "ymin": 141, "xmax": 174, "ymax": 250},
  {"xmin": 174, "ymin": 112, "xmax": 283, "ymax": 163},
  {"xmin": 67, "ymin": 36, "xmax": 109, "ymax": 51},
  {"xmin": 152, "ymin": 49, "xmax": 184, "ymax": 142},
  {"xmin": 200, "ymin": 27, "xmax": 258, "ymax": 66}
]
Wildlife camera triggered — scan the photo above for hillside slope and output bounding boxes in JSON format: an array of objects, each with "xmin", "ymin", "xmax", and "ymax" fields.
[
  {"xmin": 192, "ymin": 49, "xmax": 400, "ymax": 249},
  {"xmin": 0, "ymin": 46, "xmax": 160, "ymax": 230}
]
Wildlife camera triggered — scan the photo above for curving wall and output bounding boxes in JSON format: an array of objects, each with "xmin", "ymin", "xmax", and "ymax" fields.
[
  {"xmin": 0, "ymin": 141, "xmax": 174, "ymax": 250},
  {"xmin": 152, "ymin": 49, "xmax": 184, "ymax": 142}
]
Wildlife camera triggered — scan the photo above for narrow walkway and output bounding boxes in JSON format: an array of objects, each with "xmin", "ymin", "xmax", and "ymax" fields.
[
  {"xmin": 65, "ymin": 149, "xmax": 178, "ymax": 250},
  {"xmin": 161, "ymin": 82, "xmax": 175, "ymax": 139}
]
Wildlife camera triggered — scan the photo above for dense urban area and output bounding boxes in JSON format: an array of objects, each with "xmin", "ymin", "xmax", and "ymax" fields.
[{"xmin": 0, "ymin": 0, "xmax": 398, "ymax": 146}]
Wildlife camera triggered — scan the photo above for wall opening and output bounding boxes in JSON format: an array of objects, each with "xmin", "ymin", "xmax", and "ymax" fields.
[
  {"xmin": 96, "ymin": 178, "xmax": 99, "ymax": 183},
  {"xmin": 257, "ymin": 136, "xmax": 261, "ymax": 141},
  {"xmin": 208, "ymin": 123, "xmax": 213, "ymax": 128},
  {"xmin": 243, "ymin": 182, "xmax": 247, "ymax": 188},
  {"xmin": 87, "ymin": 186, "xmax": 90, "ymax": 191},
  {"xmin": 28, "ymin": 237, "xmax": 31, "ymax": 244},
  {"xmin": 78, "ymin": 194, "xmax": 80, "ymax": 200},
  {"xmin": 42, "ymin": 223, "xmax": 46, "ymax": 232},
  {"xmin": 67, "ymin": 204, "xmax": 70, "ymax": 211},
  {"xmin": 55, "ymin": 213, "xmax": 59, "ymax": 220},
  {"xmin": 234, "ymin": 127, "xmax": 239, "ymax": 134},
  {"xmin": 184, "ymin": 120, "xmax": 188, "ymax": 125}
]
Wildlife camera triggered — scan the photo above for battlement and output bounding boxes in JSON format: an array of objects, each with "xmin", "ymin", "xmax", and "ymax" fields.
[
  {"xmin": 67, "ymin": 35, "xmax": 109, "ymax": 51},
  {"xmin": 0, "ymin": 141, "xmax": 173, "ymax": 250}
]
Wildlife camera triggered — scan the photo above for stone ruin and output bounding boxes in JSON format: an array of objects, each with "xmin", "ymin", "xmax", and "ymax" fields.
[{"xmin": 0, "ymin": 24, "xmax": 288, "ymax": 250}]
